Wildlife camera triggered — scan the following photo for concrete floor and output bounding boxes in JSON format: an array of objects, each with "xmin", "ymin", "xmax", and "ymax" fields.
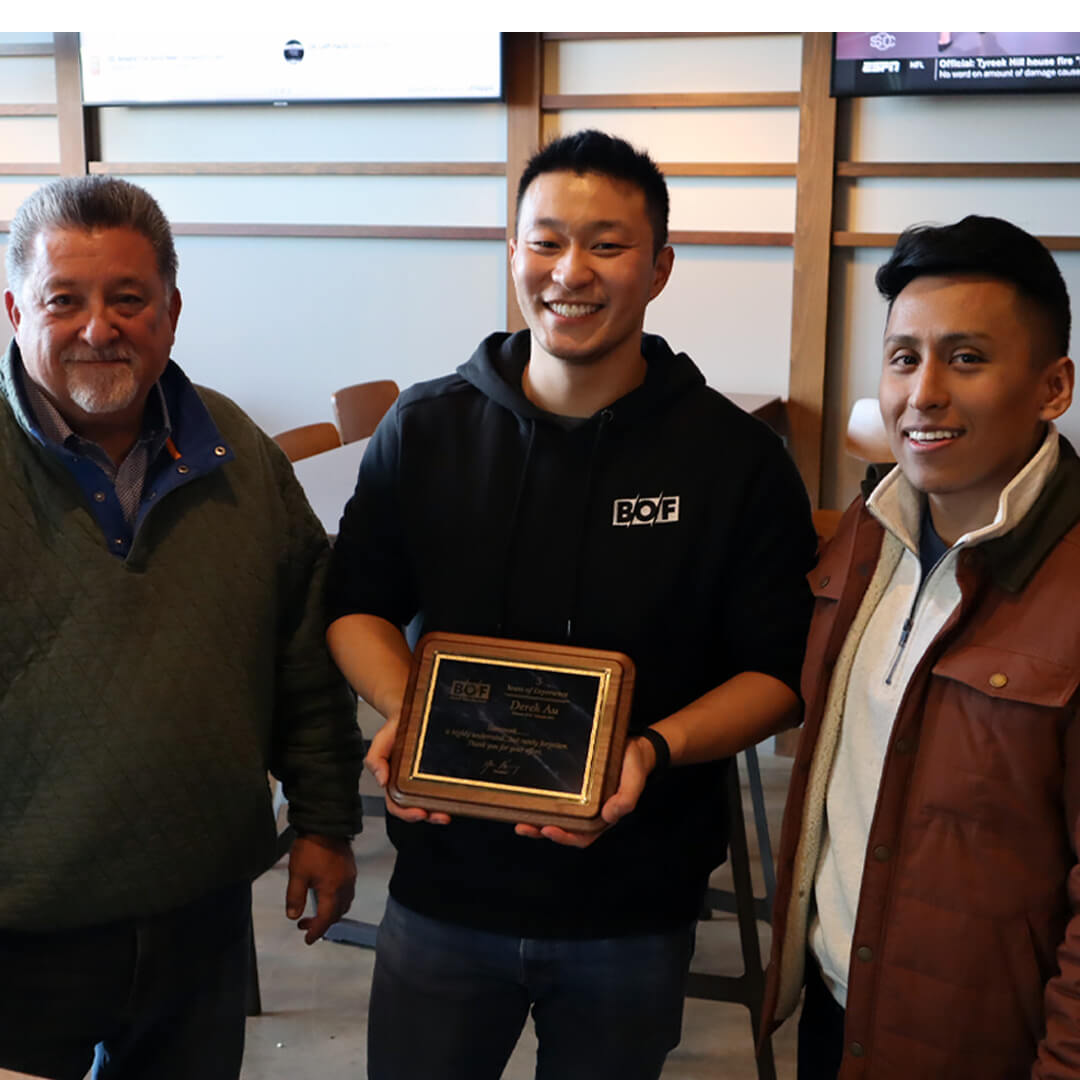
[{"xmin": 242, "ymin": 749, "xmax": 800, "ymax": 1079}]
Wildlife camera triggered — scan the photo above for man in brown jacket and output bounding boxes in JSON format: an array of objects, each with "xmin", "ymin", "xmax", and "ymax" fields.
[{"xmin": 763, "ymin": 215, "xmax": 1079, "ymax": 1079}]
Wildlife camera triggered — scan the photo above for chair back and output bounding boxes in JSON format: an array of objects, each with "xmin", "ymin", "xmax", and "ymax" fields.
[
  {"xmin": 332, "ymin": 380, "xmax": 400, "ymax": 444},
  {"xmin": 845, "ymin": 398, "xmax": 894, "ymax": 463},
  {"xmin": 273, "ymin": 421, "xmax": 342, "ymax": 463}
]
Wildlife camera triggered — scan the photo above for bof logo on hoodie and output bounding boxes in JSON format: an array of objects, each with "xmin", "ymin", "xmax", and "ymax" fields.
[{"xmin": 611, "ymin": 495, "xmax": 680, "ymax": 527}]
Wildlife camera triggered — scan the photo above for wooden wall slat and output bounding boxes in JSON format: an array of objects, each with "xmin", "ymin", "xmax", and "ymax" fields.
[
  {"xmin": 0, "ymin": 42, "xmax": 55, "ymax": 57},
  {"xmin": 169, "ymin": 224, "xmax": 505, "ymax": 240},
  {"xmin": 88, "ymin": 161, "xmax": 506, "ymax": 176},
  {"xmin": 52, "ymin": 33, "xmax": 86, "ymax": 176},
  {"xmin": 662, "ymin": 162, "xmax": 796, "ymax": 177},
  {"xmin": 542, "ymin": 91, "xmax": 799, "ymax": 110},
  {"xmin": 0, "ymin": 104, "xmax": 57, "ymax": 116},
  {"xmin": 786, "ymin": 32, "xmax": 836, "ymax": 511},
  {"xmin": 670, "ymin": 230, "xmax": 793, "ymax": 246},
  {"xmin": 834, "ymin": 230, "xmax": 1080, "ymax": 251},
  {"xmin": 0, "ymin": 163, "xmax": 61, "ymax": 175},
  {"xmin": 504, "ymin": 33, "xmax": 543, "ymax": 333},
  {"xmin": 837, "ymin": 161, "xmax": 1080, "ymax": 178}
]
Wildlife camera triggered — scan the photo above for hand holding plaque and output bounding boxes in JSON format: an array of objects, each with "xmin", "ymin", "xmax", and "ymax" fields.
[{"xmin": 388, "ymin": 633, "xmax": 635, "ymax": 830}]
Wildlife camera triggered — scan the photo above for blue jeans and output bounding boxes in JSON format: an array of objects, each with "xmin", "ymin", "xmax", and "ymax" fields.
[
  {"xmin": 369, "ymin": 896, "xmax": 696, "ymax": 1080},
  {"xmin": 0, "ymin": 882, "xmax": 250, "ymax": 1080}
]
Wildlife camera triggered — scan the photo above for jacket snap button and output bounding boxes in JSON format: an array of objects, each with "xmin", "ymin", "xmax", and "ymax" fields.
[
  {"xmin": 989, "ymin": 672, "xmax": 1008, "ymax": 689},
  {"xmin": 872, "ymin": 845, "xmax": 890, "ymax": 861},
  {"xmin": 177, "ymin": 464, "xmax": 190, "ymax": 475},
  {"xmin": 819, "ymin": 575, "xmax": 830, "ymax": 588},
  {"xmin": 850, "ymin": 1042, "xmax": 865, "ymax": 1057},
  {"xmin": 856, "ymin": 945, "xmax": 873, "ymax": 962}
]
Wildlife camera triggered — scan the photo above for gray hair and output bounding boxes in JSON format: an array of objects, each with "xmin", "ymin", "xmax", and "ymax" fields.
[{"xmin": 5, "ymin": 175, "xmax": 178, "ymax": 298}]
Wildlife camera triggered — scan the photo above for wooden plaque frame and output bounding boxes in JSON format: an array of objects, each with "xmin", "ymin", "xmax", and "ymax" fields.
[{"xmin": 388, "ymin": 632, "xmax": 634, "ymax": 830}]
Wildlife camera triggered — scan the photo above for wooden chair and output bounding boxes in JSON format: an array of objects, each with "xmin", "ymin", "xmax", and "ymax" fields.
[
  {"xmin": 845, "ymin": 397, "xmax": 894, "ymax": 463},
  {"xmin": 272, "ymin": 421, "xmax": 342, "ymax": 463},
  {"xmin": 331, "ymin": 380, "xmax": 400, "ymax": 444}
]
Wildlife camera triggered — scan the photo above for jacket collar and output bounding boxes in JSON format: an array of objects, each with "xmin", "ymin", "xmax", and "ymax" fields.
[
  {"xmin": 1, "ymin": 340, "xmax": 234, "ymax": 473},
  {"xmin": 980, "ymin": 437, "xmax": 1080, "ymax": 593},
  {"xmin": 859, "ymin": 435, "xmax": 1080, "ymax": 595}
]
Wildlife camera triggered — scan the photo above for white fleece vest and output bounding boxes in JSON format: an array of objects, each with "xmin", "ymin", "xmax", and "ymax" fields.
[{"xmin": 808, "ymin": 428, "xmax": 1061, "ymax": 1007}]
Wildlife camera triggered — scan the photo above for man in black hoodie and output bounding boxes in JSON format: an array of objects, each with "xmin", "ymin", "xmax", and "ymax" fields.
[{"xmin": 326, "ymin": 130, "xmax": 816, "ymax": 1080}]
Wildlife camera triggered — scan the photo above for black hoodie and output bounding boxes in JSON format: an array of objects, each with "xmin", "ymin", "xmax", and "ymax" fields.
[{"xmin": 328, "ymin": 331, "xmax": 815, "ymax": 937}]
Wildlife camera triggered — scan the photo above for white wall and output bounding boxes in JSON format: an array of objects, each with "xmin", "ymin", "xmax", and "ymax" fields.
[
  {"xmin": 544, "ymin": 34, "xmax": 803, "ymax": 399},
  {"xmin": 3, "ymin": 33, "xmax": 1079, "ymax": 499}
]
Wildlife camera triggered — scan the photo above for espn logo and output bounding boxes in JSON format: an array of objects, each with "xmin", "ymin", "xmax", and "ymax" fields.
[
  {"xmin": 449, "ymin": 679, "xmax": 491, "ymax": 702},
  {"xmin": 612, "ymin": 495, "xmax": 680, "ymax": 527}
]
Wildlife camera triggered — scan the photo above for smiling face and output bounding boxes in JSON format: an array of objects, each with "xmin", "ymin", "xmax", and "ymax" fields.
[
  {"xmin": 4, "ymin": 225, "xmax": 181, "ymax": 445},
  {"xmin": 880, "ymin": 273, "xmax": 1073, "ymax": 531},
  {"xmin": 509, "ymin": 170, "xmax": 673, "ymax": 371}
]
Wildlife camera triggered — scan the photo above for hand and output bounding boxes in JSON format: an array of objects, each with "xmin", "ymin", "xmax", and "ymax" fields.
[
  {"xmin": 514, "ymin": 735, "xmax": 656, "ymax": 848},
  {"xmin": 285, "ymin": 832, "xmax": 357, "ymax": 944},
  {"xmin": 365, "ymin": 715, "xmax": 450, "ymax": 826}
]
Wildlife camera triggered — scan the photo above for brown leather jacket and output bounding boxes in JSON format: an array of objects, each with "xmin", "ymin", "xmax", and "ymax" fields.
[{"xmin": 762, "ymin": 445, "xmax": 1080, "ymax": 1079}]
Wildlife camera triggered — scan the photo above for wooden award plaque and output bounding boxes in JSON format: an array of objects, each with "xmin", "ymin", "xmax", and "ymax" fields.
[{"xmin": 388, "ymin": 633, "xmax": 635, "ymax": 830}]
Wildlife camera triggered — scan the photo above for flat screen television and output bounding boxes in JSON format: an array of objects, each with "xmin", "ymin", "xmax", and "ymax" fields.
[
  {"xmin": 79, "ymin": 32, "xmax": 503, "ymax": 106},
  {"xmin": 832, "ymin": 32, "xmax": 1080, "ymax": 97}
]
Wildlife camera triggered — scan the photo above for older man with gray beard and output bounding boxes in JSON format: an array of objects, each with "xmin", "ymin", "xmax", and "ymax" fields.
[{"xmin": 0, "ymin": 175, "xmax": 363, "ymax": 1080}]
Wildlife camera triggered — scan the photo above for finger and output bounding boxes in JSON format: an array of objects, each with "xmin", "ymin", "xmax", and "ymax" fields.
[
  {"xmin": 298, "ymin": 888, "xmax": 340, "ymax": 945},
  {"xmin": 383, "ymin": 791, "xmax": 431, "ymax": 823},
  {"xmin": 364, "ymin": 719, "xmax": 399, "ymax": 786},
  {"xmin": 538, "ymin": 825, "xmax": 596, "ymax": 849},
  {"xmin": 285, "ymin": 869, "xmax": 309, "ymax": 921},
  {"xmin": 514, "ymin": 823, "xmax": 543, "ymax": 839}
]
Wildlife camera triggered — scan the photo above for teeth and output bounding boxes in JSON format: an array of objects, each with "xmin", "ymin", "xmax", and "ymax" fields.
[
  {"xmin": 549, "ymin": 302, "xmax": 600, "ymax": 317},
  {"xmin": 908, "ymin": 430, "xmax": 961, "ymax": 442}
]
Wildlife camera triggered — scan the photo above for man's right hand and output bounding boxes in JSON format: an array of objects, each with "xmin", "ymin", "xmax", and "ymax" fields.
[{"xmin": 365, "ymin": 715, "xmax": 451, "ymax": 825}]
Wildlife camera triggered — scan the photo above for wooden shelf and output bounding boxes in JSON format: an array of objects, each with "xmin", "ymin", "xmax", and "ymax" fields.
[
  {"xmin": 89, "ymin": 161, "xmax": 506, "ymax": 176},
  {"xmin": 837, "ymin": 161, "xmax": 1080, "ymax": 179},
  {"xmin": 542, "ymin": 91, "xmax": 799, "ymax": 110}
]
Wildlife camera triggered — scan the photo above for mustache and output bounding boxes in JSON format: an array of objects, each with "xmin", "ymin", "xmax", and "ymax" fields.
[{"xmin": 60, "ymin": 346, "xmax": 136, "ymax": 365}]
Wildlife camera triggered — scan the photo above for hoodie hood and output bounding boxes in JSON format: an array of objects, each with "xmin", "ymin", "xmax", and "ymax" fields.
[{"xmin": 456, "ymin": 330, "xmax": 706, "ymax": 428}]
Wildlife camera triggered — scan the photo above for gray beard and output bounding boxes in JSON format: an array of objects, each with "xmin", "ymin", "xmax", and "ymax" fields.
[{"xmin": 64, "ymin": 361, "xmax": 139, "ymax": 415}]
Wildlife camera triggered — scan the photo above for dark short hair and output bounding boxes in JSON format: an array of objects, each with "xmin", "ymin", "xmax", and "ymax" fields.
[
  {"xmin": 515, "ymin": 130, "xmax": 670, "ymax": 255},
  {"xmin": 875, "ymin": 214, "xmax": 1071, "ymax": 360},
  {"xmin": 5, "ymin": 175, "xmax": 178, "ymax": 297}
]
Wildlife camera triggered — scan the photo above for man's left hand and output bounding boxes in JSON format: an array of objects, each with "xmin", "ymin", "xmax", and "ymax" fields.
[
  {"xmin": 514, "ymin": 734, "xmax": 656, "ymax": 849},
  {"xmin": 285, "ymin": 833, "xmax": 357, "ymax": 944}
]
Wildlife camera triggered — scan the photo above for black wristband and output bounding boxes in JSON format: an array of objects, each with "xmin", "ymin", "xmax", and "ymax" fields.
[{"xmin": 638, "ymin": 727, "xmax": 671, "ymax": 775}]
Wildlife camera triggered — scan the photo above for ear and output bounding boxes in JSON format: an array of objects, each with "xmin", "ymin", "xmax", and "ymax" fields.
[
  {"xmin": 168, "ymin": 287, "xmax": 182, "ymax": 333},
  {"xmin": 1038, "ymin": 355, "xmax": 1074, "ymax": 422},
  {"xmin": 4, "ymin": 289, "xmax": 21, "ymax": 336},
  {"xmin": 648, "ymin": 245, "xmax": 674, "ymax": 302}
]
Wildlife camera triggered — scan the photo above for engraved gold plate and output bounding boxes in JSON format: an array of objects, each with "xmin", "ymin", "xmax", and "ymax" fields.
[{"xmin": 389, "ymin": 633, "xmax": 635, "ymax": 830}]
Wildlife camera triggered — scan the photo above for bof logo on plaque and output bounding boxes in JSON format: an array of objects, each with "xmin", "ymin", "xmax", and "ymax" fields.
[{"xmin": 389, "ymin": 633, "xmax": 635, "ymax": 830}]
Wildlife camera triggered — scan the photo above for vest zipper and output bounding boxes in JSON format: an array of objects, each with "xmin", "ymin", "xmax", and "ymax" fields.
[{"xmin": 883, "ymin": 547, "xmax": 953, "ymax": 686}]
